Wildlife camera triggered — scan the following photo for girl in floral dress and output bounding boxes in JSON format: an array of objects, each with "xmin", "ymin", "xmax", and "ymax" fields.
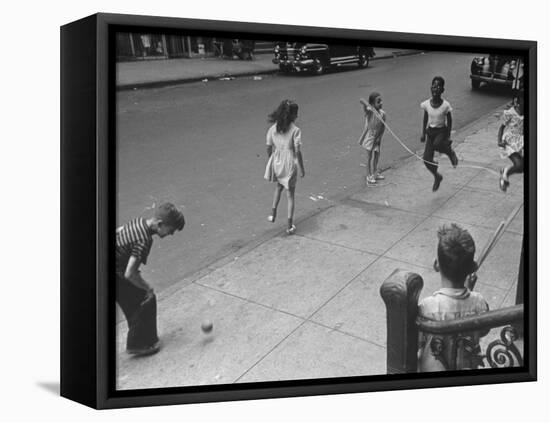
[
  {"xmin": 264, "ymin": 100, "xmax": 305, "ymax": 235},
  {"xmin": 498, "ymin": 92, "xmax": 524, "ymax": 191}
]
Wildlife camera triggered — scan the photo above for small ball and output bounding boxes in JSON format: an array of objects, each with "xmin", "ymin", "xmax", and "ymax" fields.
[{"xmin": 201, "ymin": 321, "xmax": 213, "ymax": 333}]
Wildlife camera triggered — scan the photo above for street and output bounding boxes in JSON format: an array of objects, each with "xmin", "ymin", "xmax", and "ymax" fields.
[{"xmin": 116, "ymin": 51, "xmax": 511, "ymax": 293}]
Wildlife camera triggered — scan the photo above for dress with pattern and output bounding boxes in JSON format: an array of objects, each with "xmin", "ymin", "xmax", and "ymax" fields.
[
  {"xmin": 500, "ymin": 107, "xmax": 524, "ymax": 157},
  {"xmin": 264, "ymin": 123, "xmax": 302, "ymax": 189}
]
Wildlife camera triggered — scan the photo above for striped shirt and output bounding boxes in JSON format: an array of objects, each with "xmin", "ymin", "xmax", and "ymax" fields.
[{"xmin": 115, "ymin": 217, "xmax": 153, "ymax": 276}]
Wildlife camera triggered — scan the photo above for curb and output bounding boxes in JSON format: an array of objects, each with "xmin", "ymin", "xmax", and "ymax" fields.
[
  {"xmin": 116, "ymin": 50, "xmax": 426, "ymax": 91},
  {"xmin": 117, "ymin": 67, "xmax": 280, "ymax": 91}
]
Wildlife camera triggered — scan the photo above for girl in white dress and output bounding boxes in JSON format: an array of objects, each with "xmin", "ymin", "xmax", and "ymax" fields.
[{"xmin": 264, "ymin": 100, "xmax": 305, "ymax": 235}]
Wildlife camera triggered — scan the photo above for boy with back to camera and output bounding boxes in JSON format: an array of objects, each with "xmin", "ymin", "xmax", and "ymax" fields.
[
  {"xmin": 417, "ymin": 223, "xmax": 489, "ymax": 371},
  {"xmin": 116, "ymin": 202, "xmax": 185, "ymax": 356}
]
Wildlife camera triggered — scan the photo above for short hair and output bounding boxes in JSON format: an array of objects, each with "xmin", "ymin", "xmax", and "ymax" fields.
[
  {"xmin": 368, "ymin": 92, "xmax": 381, "ymax": 105},
  {"xmin": 154, "ymin": 202, "xmax": 185, "ymax": 231},
  {"xmin": 432, "ymin": 76, "xmax": 445, "ymax": 88},
  {"xmin": 437, "ymin": 224, "xmax": 476, "ymax": 286}
]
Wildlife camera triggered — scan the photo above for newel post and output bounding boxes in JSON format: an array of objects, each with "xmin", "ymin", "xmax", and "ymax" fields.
[{"xmin": 380, "ymin": 269, "xmax": 424, "ymax": 374}]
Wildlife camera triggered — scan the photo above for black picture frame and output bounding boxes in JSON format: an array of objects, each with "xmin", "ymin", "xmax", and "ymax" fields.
[{"xmin": 61, "ymin": 12, "xmax": 537, "ymax": 409}]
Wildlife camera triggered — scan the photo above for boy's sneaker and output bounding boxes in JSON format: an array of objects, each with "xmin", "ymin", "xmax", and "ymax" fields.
[
  {"xmin": 366, "ymin": 175, "xmax": 376, "ymax": 185},
  {"xmin": 374, "ymin": 172, "xmax": 385, "ymax": 180}
]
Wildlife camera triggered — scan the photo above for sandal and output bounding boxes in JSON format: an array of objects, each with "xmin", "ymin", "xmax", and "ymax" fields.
[{"xmin": 286, "ymin": 225, "xmax": 296, "ymax": 235}]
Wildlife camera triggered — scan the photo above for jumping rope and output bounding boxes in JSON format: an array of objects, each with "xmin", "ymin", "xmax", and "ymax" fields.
[{"xmin": 362, "ymin": 102, "xmax": 501, "ymax": 177}]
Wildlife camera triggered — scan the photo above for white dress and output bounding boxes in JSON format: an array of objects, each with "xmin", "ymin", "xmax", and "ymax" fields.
[{"xmin": 264, "ymin": 123, "xmax": 302, "ymax": 189}]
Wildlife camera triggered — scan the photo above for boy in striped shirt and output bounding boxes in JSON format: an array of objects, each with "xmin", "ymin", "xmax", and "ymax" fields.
[{"xmin": 116, "ymin": 202, "xmax": 185, "ymax": 356}]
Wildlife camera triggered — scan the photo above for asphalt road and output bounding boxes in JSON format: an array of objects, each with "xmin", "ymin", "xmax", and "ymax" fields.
[{"xmin": 116, "ymin": 51, "xmax": 511, "ymax": 292}]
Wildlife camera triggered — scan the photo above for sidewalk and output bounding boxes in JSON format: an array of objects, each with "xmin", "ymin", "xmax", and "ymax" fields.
[
  {"xmin": 116, "ymin": 107, "xmax": 523, "ymax": 390},
  {"xmin": 116, "ymin": 48, "xmax": 423, "ymax": 90}
]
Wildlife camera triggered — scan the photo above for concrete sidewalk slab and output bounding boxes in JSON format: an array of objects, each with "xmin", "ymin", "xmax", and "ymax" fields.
[
  {"xmin": 309, "ymin": 255, "xmax": 511, "ymax": 348},
  {"xmin": 389, "ymin": 157, "xmax": 480, "ymax": 186},
  {"xmin": 299, "ymin": 201, "xmax": 426, "ymax": 255},
  {"xmin": 196, "ymin": 235, "xmax": 377, "ymax": 318},
  {"xmin": 465, "ymin": 163, "xmax": 524, "ymax": 198},
  {"xmin": 508, "ymin": 205, "xmax": 524, "ymax": 235},
  {"xmin": 116, "ymin": 283, "xmax": 304, "ymax": 390},
  {"xmin": 310, "ymin": 258, "xmax": 431, "ymax": 346},
  {"xmin": 433, "ymin": 187, "xmax": 523, "ymax": 229},
  {"xmin": 384, "ymin": 216, "xmax": 496, "ymax": 269},
  {"xmin": 474, "ymin": 230, "xmax": 523, "ymax": 291},
  {"xmin": 456, "ymin": 141, "xmax": 501, "ymax": 164},
  {"xmin": 351, "ymin": 174, "xmax": 462, "ymax": 216},
  {"xmin": 238, "ymin": 321, "xmax": 386, "ymax": 383}
]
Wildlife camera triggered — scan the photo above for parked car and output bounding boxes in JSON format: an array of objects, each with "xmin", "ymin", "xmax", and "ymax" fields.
[
  {"xmin": 273, "ymin": 42, "xmax": 375, "ymax": 75},
  {"xmin": 470, "ymin": 55, "xmax": 523, "ymax": 91}
]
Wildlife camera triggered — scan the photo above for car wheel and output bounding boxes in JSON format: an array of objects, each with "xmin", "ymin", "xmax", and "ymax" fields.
[
  {"xmin": 312, "ymin": 59, "xmax": 325, "ymax": 75},
  {"xmin": 358, "ymin": 54, "xmax": 369, "ymax": 68},
  {"xmin": 471, "ymin": 79, "xmax": 481, "ymax": 90}
]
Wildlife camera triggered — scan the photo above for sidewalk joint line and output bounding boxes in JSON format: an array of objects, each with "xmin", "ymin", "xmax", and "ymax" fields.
[
  {"xmin": 304, "ymin": 319, "xmax": 386, "ymax": 349},
  {"xmin": 191, "ymin": 280, "xmax": 310, "ymax": 321},
  {"xmin": 233, "ymin": 320, "xmax": 310, "ymax": 383},
  {"xmin": 298, "ymin": 234, "xmax": 385, "ymax": 257}
]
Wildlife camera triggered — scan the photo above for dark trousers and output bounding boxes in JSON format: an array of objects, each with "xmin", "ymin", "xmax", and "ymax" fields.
[
  {"xmin": 116, "ymin": 275, "xmax": 158, "ymax": 350},
  {"xmin": 423, "ymin": 126, "xmax": 453, "ymax": 177}
]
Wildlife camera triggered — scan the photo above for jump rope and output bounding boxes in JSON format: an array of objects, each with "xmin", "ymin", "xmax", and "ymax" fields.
[
  {"xmin": 362, "ymin": 101, "xmax": 501, "ymax": 177},
  {"xmin": 361, "ymin": 101, "xmax": 523, "ymax": 273}
]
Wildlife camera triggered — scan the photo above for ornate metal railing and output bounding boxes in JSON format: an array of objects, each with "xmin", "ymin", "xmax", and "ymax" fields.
[
  {"xmin": 417, "ymin": 305, "xmax": 524, "ymax": 370},
  {"xmin": 380, "ymin": 269, "xmax": 524, "ymax": 373}
]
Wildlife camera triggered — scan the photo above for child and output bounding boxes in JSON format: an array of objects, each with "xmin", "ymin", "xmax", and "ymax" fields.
[
  {"xmin": 264, "ymin": 99, "xmax": 305, "ymax": 235},
  {"xmin": 498, "ymin": 91, "xmax": 524, "ymax": 191},
  {"xmin": 417, "ymin": 223, "xmax": 489, "ymax": 371},
  {"xmin": 358, "ymin": 92, "xmax": 386, "ymax": 185},
  {"xmin": 420, "ymin": 76, "xmax": 459, "ymax": 192},
  {"xmin": 116, "ymin": 202, "xmax": 185, "ymax": 356}
]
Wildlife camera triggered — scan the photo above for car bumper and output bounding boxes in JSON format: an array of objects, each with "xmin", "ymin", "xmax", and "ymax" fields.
[
  {"xmin": 470, "ymin": 74, "xmax": 513, "ymax": 86},
  {"xmin": 273, "ymin": 58, "xmax": 315, "ymax": 71}
]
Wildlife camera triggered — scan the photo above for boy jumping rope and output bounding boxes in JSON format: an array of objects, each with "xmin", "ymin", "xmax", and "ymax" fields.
[{"xmin": 420, "ymin": 76, "xmax": 459, "ymax": 191}]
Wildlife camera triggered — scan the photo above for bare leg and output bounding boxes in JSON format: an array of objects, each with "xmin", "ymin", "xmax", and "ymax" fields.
[
  {"xmin": 287, "ymin": 185, "xmax": 295, "ymax": 229},
  {"xmin": 269, "ymin": 183, "xmax": 284, "ymax": 221},
  {"xmin": 366, "ymin": 150, "xmax": 373, "ymax": 179},
  {"xmin": 500, "ymin": 153, "xmax": 524, "ymax": 192},
  {"xmin": 372, "ymin": 150, "xmax": 380, "ymax": 175}
]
